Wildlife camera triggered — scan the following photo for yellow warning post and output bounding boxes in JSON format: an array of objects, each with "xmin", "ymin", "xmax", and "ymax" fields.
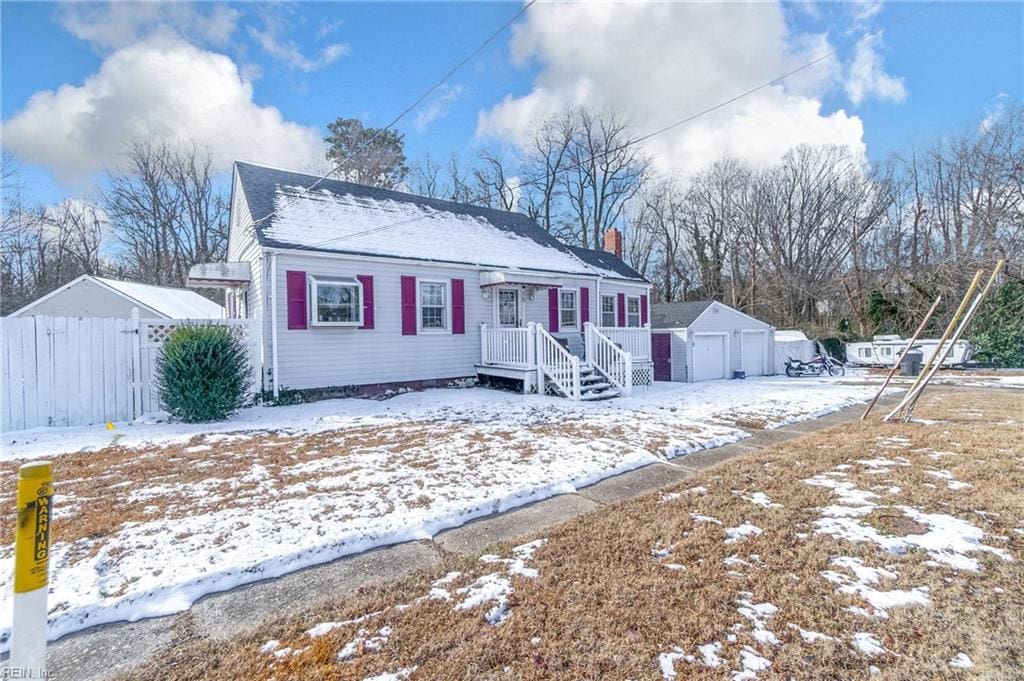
[{"xmin": 9, "ymin": 461, "xmax": 53, "ymax": 676}]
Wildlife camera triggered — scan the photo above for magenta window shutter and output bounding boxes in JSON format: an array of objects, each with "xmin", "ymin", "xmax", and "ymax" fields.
[
  {"xmin": 452, "ymin": 278, "xmax": 465, "ymax": 334},
  {"xmin": 641, "ymin": 294, "xmax": 649, "ymax": 326},
  {"xmin": 357, "ymin": 275, "xmax": 374, "ymax": 329},
  {"xmin": 401, "ymin": 275, "xmax": 417, "ymax": 335},
  {"xmin": 548, "ymin": 287, "xmax": 560, "ymax": 332},
  {"xmin": 580, "ymin": 287, "xmax": 590, "ymax": 325},
  {"xmin": 286, "ymin": 271, "xmax": 307, "ymax": 330},
  {"xmin": 617, "ymin": 293, "xmax": 626, "ymax": 327}
]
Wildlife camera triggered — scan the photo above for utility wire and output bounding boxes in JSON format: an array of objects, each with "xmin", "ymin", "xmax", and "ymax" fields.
[
  {"xmin": 243, "ymin": 0, "xmax": 536, "ymax": 236},
  {"xmin": 270, "ymin": 0, "xmax": 936, "ymax": 253}
]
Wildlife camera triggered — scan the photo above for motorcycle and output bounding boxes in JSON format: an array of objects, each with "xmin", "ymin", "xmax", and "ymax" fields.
[{"xmin": 785, "ymin": 354, "xmax": 846, "ymax": 378}]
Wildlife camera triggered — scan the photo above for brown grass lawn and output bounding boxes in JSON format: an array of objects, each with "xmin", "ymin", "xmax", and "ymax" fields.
[{"xmin": 122, "ymin": 388, "xmax": 1023, "ymax": 681}]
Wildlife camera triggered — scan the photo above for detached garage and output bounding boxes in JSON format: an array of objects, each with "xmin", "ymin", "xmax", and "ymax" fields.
[{"xmin": 651, "ymin": 300, "xmax": 775, "ymax": 383}]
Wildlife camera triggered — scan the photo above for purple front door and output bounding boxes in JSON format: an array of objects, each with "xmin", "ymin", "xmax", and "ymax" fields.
[{"xmin": 652, "ymin": 333, "xmax": 672, "ymax": 381}]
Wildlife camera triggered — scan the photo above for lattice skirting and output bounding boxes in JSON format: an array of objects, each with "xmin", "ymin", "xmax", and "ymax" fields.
[{"xmin": 632, "ymin": 361, "xmax": 653, "ymax": 387}]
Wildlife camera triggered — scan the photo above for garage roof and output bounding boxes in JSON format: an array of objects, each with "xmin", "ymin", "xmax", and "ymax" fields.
[{"xmin": 651, "ymin": 300, "xmax": 715, "ymax": 328}]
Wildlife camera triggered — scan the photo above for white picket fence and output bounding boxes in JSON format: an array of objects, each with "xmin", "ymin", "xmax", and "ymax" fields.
[{"xmin": 1, "ymin": 314, "xmax": 260, "ymax": 431}]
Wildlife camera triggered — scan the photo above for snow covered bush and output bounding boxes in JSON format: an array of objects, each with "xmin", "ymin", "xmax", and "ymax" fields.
[{"xmin": 157, "ymin": 325, "xmax": 251, "ymax": 422}]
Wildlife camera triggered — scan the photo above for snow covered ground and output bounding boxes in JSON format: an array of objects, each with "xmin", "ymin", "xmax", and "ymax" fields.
[{"xmin": 0, "ymin": 376, "xmax": 892, "ymax": 650}]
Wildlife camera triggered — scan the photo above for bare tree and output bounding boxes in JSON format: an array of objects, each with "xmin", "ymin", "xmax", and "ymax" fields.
[
  {"xmin": 103, "ymin": 140, "xmax": 228, "ymax": 287},
  {"xmin": 560, "ymin": 109, "xmax": 650, "ymax": 249}
]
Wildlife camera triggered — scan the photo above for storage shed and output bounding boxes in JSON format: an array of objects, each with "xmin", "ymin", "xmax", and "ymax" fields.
[
  {"xmin": 9, "ymin": 275, "xmax": 225, "ymax": 319},
  {"xmin": 774, "ymin": 329, "xmax": 817, "ymax": 374},
  {"xmin": 651, "ymin": 300, "xmax": 775, "ymax": 382}
]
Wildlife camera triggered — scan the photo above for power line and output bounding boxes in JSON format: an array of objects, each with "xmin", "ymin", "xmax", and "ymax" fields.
[
  {"xmin": 272, "ymin": 1, "xmax": 936, "ymax": 253},
  {"xmin": 243, "ymin": 0, "xmax": 536, "ymax": 237}
]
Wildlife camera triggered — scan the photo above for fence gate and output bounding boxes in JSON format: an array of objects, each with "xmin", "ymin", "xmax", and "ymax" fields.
[{"xmin": 1, "ymin": 315, "xmax": 259, "ymax": 432}]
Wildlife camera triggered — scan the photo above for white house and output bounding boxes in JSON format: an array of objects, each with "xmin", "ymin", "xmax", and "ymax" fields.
[
  {"xmin": 194, "ymin": 161, "xmax": 653, "ymax": 401},
  {"xmin": 650, "ymin": 300, "xmax": 775, "ymax": 382},
  {"xmin": 9, "ymin": 275, "xmax": 225, "ymax": 319}
]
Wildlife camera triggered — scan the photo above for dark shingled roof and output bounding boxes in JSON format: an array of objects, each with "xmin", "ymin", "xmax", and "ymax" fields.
[
  {"xmin": 232, "ymin": 161, "xmax": 647, "ymax": 281},
  {"xmin": 651, "ymin": 300, "xmax": 715, "ymax": 328},
  {"xmin": 567, "ymin": 246, "xmax": 645, "ymax": 282}
]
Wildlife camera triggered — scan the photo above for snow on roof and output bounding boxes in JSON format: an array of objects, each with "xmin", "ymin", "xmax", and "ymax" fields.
[
  {"xmin": 567, "ymin": 246, "xmax": 644, "ymax": 281},
  {"xmin": 775, "ymin": 330, "xmax": 810, "ymax": 343},
  {"xmin": 96, "ymin": 277, "xmax": 224, "ymax": 319},
  {"xmin": 235, "ymin": 162, "xmax": 643, "ymax": 279}
]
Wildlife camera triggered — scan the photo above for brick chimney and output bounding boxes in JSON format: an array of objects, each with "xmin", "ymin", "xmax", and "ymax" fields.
[{"xmin": 603, "ymin": 228, "xmax": 623, "ymax": 259}]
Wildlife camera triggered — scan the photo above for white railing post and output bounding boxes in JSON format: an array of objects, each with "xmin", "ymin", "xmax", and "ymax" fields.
[
  {"xmin": 625, "ymin": 353, "xmax": 634, "ymax": 396},
  {"xmin": 584, "ymin": 322, "xmax": 593, "ymax": 364},
  {"xmin": 535, "ymin": 325, "xmax": 545, "ymax": 396},
  {"xmin": 571, "ymin": 356, "xmax": 581, "ymax": 400},
  {"xmin": 526, "ymin": 323, "xmax": 536, "ymax": 369},
  {"xmin": 480, "ymin": 323, "xmax": 488, "ymax": 365}
]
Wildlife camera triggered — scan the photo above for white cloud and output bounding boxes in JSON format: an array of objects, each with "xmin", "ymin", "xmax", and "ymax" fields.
[
  {"xmin": 57, "ymin": 2, "xmax": 239, "ymax": 50},
  {"xmin": 845, "ymin": 33, "xmax": 907, "ymax": 105},
  {"xmin": 477, "ymin": 2, "xmax": 868, "ymax": 178},
  {"xmin": 414, "ymin": 85, "xmax": 465, "ymax": 132},
  {"xmin": 248, "ymin": 15, "xmax": 350, "ymax": 72},
  {"xmin": 979, "ymin": 92, "xmax": 1010, "ymax": 133},
  {"xmin": 1, "ymin": 36, "xmax": 324, "ymax": 183}
]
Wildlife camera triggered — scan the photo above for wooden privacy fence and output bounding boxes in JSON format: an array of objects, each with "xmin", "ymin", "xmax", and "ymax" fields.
[{"xmin": 1, "ymin": 314, "xmax": 260, "ymax": 431}]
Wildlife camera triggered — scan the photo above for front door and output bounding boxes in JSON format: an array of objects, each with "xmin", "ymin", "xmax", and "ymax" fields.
[
  {"xmin": 652, "ymin": 333, "xmax": 672, "ymax": 381},
  {"xmin": 496, "ymin": 288, "xmax": 521, "ymax": 327}
]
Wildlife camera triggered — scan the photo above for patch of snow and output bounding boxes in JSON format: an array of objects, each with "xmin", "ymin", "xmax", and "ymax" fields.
[
  {"xmin": 851, "ymin": 632, "xmax": 886, "ymax": 657},
  {"xmin": 698, "ymin": 642, "xmax": 725, "ymax": 667},
  {"xmin": 735, "ymin": 592, "xmax": 779, "ymax": 645},
  {"xmin": 948, "ymin": 653, "xmax": 974, "ymax": 669},
  {"xmin": 337, "ymin": 626, "xmax": 391, "ymax": 661},
  {"xmin": 821, "ymin": 557, "xmax": 930, "ymax": 617},
  {"xmin": 787, "ymin": 624, "xmax": 838, "ymax": 643},
  {"xmin": 737, "ymin": 491, "xmax": 781, "ymax": 508},
  {"xmin": 725, "ymin": 523, "xmax": 763, "ymax": 544},
  {"xmin": 734, "ymin": 646, "xmax": 772, "ymax": 679},
  {"xmin": 692, "ymin": 513, "xmax": 723, "ymax": 525},
  {"xmin": 659, "ymin": 647, "xmax": 695, "ymax": 679}
]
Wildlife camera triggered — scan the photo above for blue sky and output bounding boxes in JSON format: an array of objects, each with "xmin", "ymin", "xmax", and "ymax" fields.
[{"xmin": 2, "ymin": 2, "xmax": 1021, "ymax": 205}]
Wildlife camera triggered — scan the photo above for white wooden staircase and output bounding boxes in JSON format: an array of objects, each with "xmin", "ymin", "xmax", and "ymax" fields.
[{"xmin": 479, "ymin": 322, "xmax": 651, "ymax": 401}]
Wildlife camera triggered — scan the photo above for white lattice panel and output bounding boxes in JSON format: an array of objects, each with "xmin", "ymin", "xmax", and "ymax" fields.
[{"xmin": 632, "ymin": 362, "xmax": 653, "ymax": 387}]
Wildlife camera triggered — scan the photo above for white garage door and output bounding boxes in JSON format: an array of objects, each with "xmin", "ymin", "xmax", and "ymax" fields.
[
  {"xmin": 741, "ymin": 330, "xmax": 766, "ymax": 376},
  {"xmin": 693, "ymin": 334, "xmax": 726, "ymax": 382}
]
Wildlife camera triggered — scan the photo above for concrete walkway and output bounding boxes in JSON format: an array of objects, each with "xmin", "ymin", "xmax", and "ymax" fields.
[{"xmin": 47, "ymin": 396, "xmax": 898, "ymax": 680}]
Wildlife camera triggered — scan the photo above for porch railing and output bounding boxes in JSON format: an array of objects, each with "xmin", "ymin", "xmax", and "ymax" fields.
[
  {"xmin": 480, "ymin": 324, "xmax": 534, "ymax": 368},
  {"xmin": 596, "ymin": 326, "xmax": 652, "ymax": 361},
  {"xmin": 585, "ymin": 323, "xmax": 632, "ymax": 396},
  {"xmin": 535, "ymin": 324, "xmax": 581, "ymax": 400}
]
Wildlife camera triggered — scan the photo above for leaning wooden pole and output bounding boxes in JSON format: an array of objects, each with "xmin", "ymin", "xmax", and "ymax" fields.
[
  {"xmin": 899, "ymin": 259, "xmax": 1005, "ymax": 419},
  {"xmin": 860, "ymin": 294, "xmax": 943, "ymax": 421},
  {"xmin": 884, "ymin": 269, "xmax": 984, "ymax": 421}
]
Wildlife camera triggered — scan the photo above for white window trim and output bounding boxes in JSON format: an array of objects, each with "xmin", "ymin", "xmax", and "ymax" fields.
[
  {"xmin": 309, "ymin": 276, "xmax": 363, "ymax": 327},
  {"xmin": 600, "ymin": 294, "xmax": 617, "ymax": 328},
  {"xmin": 417, "ymin": 278, "xmax": 451, "ymax": 334},
  {"xmin": 559, "ymin": 287, "xmax": 580, "ymax": 330},
  {"xmin": 626, "ymin": 294, "xmax": 642, "ymax": 328}
]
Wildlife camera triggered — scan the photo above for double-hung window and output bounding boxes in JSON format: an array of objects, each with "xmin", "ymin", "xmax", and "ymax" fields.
[
  {"xmin": 311, "ymin": 277, "xmax": 362, "ymax": 326},
  {"xmin": 419, "ymin": 280, "xmax": 448, "ymax": 331},
  {"xmin": 559, "ymin": 289, "xmax": 578, "ymax": 329},
  {"xmin": 626, "ymin": 295, "xmax": 641, "ymax": 327},
  {"xmin": 600, "ymin": 295, "xmax": 616, "ymax": 327}
]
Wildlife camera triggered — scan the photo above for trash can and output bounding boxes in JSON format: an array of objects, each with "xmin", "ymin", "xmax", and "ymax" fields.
[
  {"xmin": 733, "ymin": 370, "xmax": 746, "ymax": 380},
  {"xmin": 900, "ymin": 350, "xmax": 923, "ymax": 377}
]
